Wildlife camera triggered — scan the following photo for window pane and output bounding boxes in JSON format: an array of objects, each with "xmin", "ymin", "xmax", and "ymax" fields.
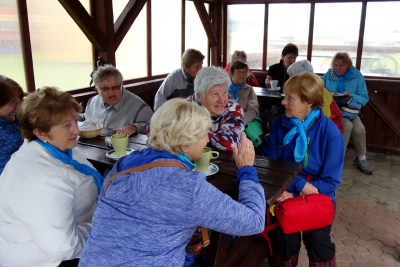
[
  {"xmin": 267, "ymin": 4, "xmax": 309, "ymax": 69},
  {"xmin": 114, "ymin": 1, "xmax": 147, "ymax": 80},
  {"xmin": 312, "ymin": 3, "xmax": 361, "ymax": 74},
  {"xmin": 27, "ymin": 0, "xmax": 92, "ymax": 91},
  {"xmin": 185, "ymin": 2, "xmax": 208, "ymax": 66},
  {"xmin": 227, "ymin": 4, "xmax": 264, "ymax": 69},
  {"xmin": 0, "ymin": 0, "xmax": 26, "ymax": 90},
  {"xmin": 363, "ymin": 2, "xmax": 400, "ymax": 77},
  {"xmin": 151, "ymin": 0, "xmax": 181, "ymax": 75}
]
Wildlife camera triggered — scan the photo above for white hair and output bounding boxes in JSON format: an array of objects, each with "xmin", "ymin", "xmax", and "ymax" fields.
[
  {"xmin": 287, "ymin": 60, "xmax": 314, "ymax": 76},
  {"xmin": 194, "ymin": 66, "xmax": 231, "ymax": 98}
]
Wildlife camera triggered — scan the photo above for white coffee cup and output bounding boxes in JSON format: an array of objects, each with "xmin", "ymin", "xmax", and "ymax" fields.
[{"xmin": 270, "ymin": 80, "xmax": 278, "ymax": 90}]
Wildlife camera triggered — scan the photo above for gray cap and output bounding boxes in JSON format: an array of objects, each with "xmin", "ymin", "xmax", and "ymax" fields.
[{"xmin": 287, "ymin": 60, "xmax": 314, "ymax": 76}]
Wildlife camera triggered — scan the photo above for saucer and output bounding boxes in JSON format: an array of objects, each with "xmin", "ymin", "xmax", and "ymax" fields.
[
  {"xmin": 194, "ymin": 163, "xmax": 219, "ymax": 176},
  {"xmin": 106, "ymin": 148, "xmax": 134, "ymax": 160},
  {"xmin": 268, "ymin": 87, "xmax": 280, "ymax": 92}
]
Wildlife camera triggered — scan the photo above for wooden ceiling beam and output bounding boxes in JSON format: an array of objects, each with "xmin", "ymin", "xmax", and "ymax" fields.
[
  {"xmin": 193, "ymin": 0, "xmax": 218, "ymax": 46},
  {"xmin": 114, "ymin": 0, "xmax": 148, "ymax": 50},
  {"xmin": 58, "ymin": 0, "xmax": 106, "ymax": 51}
]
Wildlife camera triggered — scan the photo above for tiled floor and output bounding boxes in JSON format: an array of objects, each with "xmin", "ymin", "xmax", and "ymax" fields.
[{"xmin": 263, "ymin": 148, "xmax": 400, "ymax": 266}]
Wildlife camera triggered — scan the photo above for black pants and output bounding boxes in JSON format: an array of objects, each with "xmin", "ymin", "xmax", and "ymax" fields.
[
  {"xmin": 268, "ymin": 218, "xmax": 335, "ymax": 263},
  {"xmin": 58, "ymin": 258, "xmax": 79, "ymax": 267}
]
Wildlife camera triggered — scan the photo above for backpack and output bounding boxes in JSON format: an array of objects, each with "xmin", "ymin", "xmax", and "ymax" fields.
[
  {"xmin": 263, "ymin": 105, "xmax": 280, "ymax": 136},
  {"xmin": 89, "ymin": 57, "xmax": 106, "ymax": 87}
]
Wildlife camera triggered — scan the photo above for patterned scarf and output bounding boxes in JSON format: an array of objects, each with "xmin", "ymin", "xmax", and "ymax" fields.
[
  {"xmin": 35, "ymin": 139, "xmax": 103, "ymax": 193},
  {"xmin": 228, "ymin": 78, "xmax": 245, "ymax": 101},
  {"xmin": 333, "ymin": 67, "xmax": 354, "ymax": 93},
  {"xmin": 283, "ymin": 109, "xmax": 320, "ymax": 162}
]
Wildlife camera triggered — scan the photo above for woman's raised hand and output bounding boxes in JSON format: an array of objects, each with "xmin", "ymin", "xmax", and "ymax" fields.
[{"xmin": 232, "ymin": 132, "xmax": 255, "ymax": 169}]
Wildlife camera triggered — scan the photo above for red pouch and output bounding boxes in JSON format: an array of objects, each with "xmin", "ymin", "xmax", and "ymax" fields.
[{"xmin": 274, "ymin": 194, "xmax": 335, "ymax": 234}]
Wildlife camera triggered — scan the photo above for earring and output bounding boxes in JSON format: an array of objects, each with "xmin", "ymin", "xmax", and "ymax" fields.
[
  {"xmin": 44, "ymin": 140, "xmax": 48, "ymax": 143},
  {"xmin": 183, "ymin": 150, "xmax": 188, "ymax": 155}
]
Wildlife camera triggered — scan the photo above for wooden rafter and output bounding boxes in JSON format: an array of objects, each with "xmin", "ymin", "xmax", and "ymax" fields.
[
  {"xmin": 58, "ymin": 0, "xmax": 106, "ymax": 51},
  {"xmin": 193, "ymin": 0, "xmax": 218, "ymax": 46},
  {"xmin": 114, "ymin": 0, "xmax": 148, "ymax": 50}
]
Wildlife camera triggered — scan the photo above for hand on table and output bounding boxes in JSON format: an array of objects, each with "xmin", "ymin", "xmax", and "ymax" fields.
[
  {"xmin": 113, "ymin": 125, "xmax": 137, "ymax": 136},
  {"xmin": 232, "ymin": 132, "xmax": 255, "ymax": 169}
]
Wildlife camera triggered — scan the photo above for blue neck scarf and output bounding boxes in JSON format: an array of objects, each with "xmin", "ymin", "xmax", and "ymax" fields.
[
  {"xmin": 228, "ymin": 78, "xmax": 245, "ymax": 101},
  {"xmin": 35, "ymin": 139, "xmax": 103, "ymax": 193},
  {"xmin": 283, "ymin": 109, "xmax": 320, "ymax": 162},
  {"xmin": 177, "ymin": 153, "xmax": 196, "ymax": 170},
  {"xmin": 333, "ymin": 67, "xmax": 354, "ymax": 93}
]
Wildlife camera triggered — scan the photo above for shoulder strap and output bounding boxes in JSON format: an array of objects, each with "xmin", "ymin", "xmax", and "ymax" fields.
[
  {"xmin": 103, "ymin": 160, "xmax": 185, "ymax": 195},
  {"xmin": 102, "ymin": 160, "xmax": 210, "ymax": 247}
]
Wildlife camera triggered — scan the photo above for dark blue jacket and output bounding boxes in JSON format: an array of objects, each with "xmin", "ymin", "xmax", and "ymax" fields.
[{"xmin": 262, "ymin": 110, "xmax": 344, "ymax": 201}]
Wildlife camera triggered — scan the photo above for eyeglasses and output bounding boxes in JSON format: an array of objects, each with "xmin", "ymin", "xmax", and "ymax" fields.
[{"xmin": 97, "ymin": 83, "xmax": 121, "ymax": 92}]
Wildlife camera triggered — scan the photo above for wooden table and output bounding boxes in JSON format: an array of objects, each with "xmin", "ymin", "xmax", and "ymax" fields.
[
  {"xmin": 253, "ymin": 86, "xmax": 284, "ymax": 115},
  {"xmin": 77, "ymin": 135, "xmax": 301, "ymax": 267}
]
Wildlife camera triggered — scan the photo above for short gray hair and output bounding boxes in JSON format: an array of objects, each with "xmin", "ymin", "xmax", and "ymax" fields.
[
  {"xmin": 92, "ymin": 64, "xmax": 123, "ymax": 86},
  {"xmin": 147, "ymin": 98, "xmax": 211, "ymax": 155},
  {"xmin": 287, "ymin": 60, "xmax": 314, "ymax": 76},
  {"xmin": 194, "ymin": 66, "xmax": 231, "ymax": 98}
]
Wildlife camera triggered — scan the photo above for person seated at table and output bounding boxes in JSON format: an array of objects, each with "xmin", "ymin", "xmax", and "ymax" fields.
[
  {"xmin": 154, "ymin": 48, "xmax": 205, "ymax": 111},
  {"xmin": 79, "ymin": 64, "xmax": 153, "ymax": 136},
  {"xmin": 287, "ymin": 60, "xmax": 343, "ymax": 133},
  {"xmin": 78, "ymin": 98, "xmax": 266, "ymax": 267},
  {"xmin": 322, "ymin": 52, "xmax": 372, "ymax": 175},
  {"xmin": 224, "ymin": 50, "xmax": 259, "ymax": 87},
  {"xmin": 264, "ymin": 43, "xmax": 298, "ymax": 91},
  {"xmin": 228, "ymin": 60, "xmax": 259, "ymax": 124},
  {"xmin": 0, "ymin": 75, "xmax": 24, "ymax": 175},
  {"xmin": 0, "ymin": 87, "xmax": 101, "ymax": 267},
  {"xmin": 262, "ymin": 72, "xmax": 344, "ymax": 266},
  {"xmin": 187, "ymin": 66, "xmax": 245, "ymax": 151}
]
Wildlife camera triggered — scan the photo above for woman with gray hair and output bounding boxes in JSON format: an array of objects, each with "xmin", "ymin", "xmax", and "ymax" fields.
[
  {"xmin": 287, "ymin": 60, "xmax": 343, "ymax": 133},
  {"xmin": 187, "ymin": 66, "xmax": 245, "ymax": 151},
  {"xmin": 79, "ymin": 98, "xmax": 265, "ymax": 267}
]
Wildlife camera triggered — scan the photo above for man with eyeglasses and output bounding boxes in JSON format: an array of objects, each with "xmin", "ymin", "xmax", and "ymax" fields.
[{"xmin": 79, "ymin": 64, "xmax": 153, "ymax": 137}]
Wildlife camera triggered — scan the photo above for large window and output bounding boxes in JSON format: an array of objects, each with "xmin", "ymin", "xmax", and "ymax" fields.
[
  {"xmin": 312, "ymin": 3, "xmax": 361, "ymax": 73},
  {"xmin": 226, "ymin": 1, "xmax": 400, "ymax": 78},
  {"xmin": 185, "ymin": 1, "xmax": 209, "ymax": 66},
  {"xmin": 151, "ymin": 0, "xmax": 181, "ymax": 75},
  {"xmin": 267, "ymin": 4, "xmax": 309, "ymax": 68},
  {"xmin": 227, "ymin": 4, "xmax": 264, "ymax": 69},
  {"xmin": 0, "ymin": 0, "xmax": 26, "ymax": 90},
  {"xmin": 27, "ymin": 0, "xmax": 92, "ymax": 90},
  {"xmin": 363, "ymin": 1, "xmax": 400, "ymax": 77},
  {"xmin": 114, "ymin": 1, "xmax": 147, "ymax": 80}
]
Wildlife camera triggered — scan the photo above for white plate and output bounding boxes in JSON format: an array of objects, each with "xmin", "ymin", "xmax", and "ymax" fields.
[
  {"xmin": 331, "ymin": 92, "xmax": 346, "ymax": 97},
  {"xmin": 106, "ymin": 148, "xmax": 134, "ymax": 160},
  {"xmin": 268, "ymin": 87, "xmax": 281, "ymax": 92},
  {"xmin": 194, "ymin": 163, "xmax": 219, "ymax": 176}
]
